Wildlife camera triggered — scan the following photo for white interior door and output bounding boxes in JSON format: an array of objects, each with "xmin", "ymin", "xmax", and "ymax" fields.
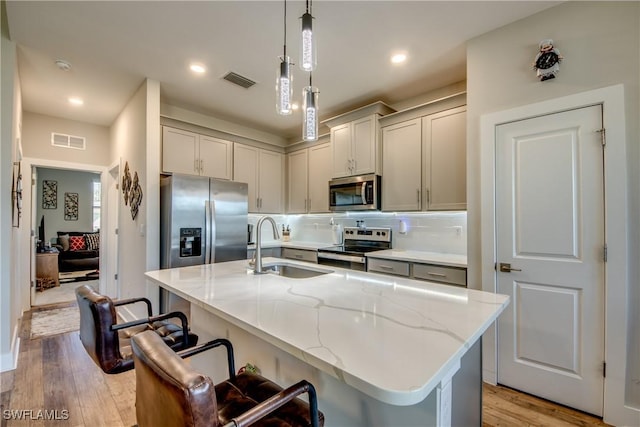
[{"xmin": 495, "ymin": 105, "xmax": 605, "ymax": 416}]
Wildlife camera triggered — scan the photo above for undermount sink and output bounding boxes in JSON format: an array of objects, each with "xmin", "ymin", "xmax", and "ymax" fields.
[{"xmin": 262, "ymin": 263, "xmax": 332, "ymax": 279}]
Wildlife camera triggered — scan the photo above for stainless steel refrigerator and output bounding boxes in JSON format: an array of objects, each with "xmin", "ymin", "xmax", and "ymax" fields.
[{"xmin": 160, "ymin": 174, "xmax": 248, "ymax": 269}]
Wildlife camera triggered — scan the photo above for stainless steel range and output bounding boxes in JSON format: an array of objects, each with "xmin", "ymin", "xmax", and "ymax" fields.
[{"xmin": 318, "ymin": 226, "xmax": 391, "ymax": 271}]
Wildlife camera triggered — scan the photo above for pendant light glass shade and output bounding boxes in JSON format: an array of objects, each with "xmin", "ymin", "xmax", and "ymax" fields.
[
  {"xmin": 300, "ymin": 12, "xmax": 316, "ymax": 71},
  {"xmin": 302, "ymin": 85, "xmax": 319, "ymax": 141},
  {"xmin": 276, "ymin": 56, "xmax": 293, "ymax": 115}
]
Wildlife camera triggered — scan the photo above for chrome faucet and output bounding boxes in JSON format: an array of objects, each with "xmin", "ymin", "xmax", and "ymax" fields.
[{"xmin": 253, "ymin": 216, "xmax": 280, "ymax": 274}]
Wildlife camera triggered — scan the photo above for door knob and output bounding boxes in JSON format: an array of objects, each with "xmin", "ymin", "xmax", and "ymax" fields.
[{"xmin": 498, "ymin": 263, "xmax": 522, "ymax": 273}]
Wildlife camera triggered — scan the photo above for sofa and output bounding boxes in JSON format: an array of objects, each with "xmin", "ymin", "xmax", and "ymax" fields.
[{"xmin": 54, "ymin": 231, "xmax": 100, "ymax": 272}]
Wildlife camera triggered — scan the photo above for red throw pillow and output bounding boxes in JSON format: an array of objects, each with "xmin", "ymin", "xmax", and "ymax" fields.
[{"xmin": 69, "ymin": 235, "xmax": 86, "ymax": 251}]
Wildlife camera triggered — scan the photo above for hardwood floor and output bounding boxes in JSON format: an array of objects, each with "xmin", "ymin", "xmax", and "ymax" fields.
[{"xmin": 1, "ymin": 303, "xmax": 611, "ymax": 427}]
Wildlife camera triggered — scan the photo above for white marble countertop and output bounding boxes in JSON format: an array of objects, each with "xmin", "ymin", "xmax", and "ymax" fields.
[
  {"xmin": 366, "ymin": 250, "xmax": 468, "ymax": 268},
  {"xmin": 145, "ymin": 258, "xmax": 507, "ymax": 406}
]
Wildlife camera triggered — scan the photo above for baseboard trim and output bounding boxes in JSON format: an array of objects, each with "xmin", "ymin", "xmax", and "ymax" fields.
[{"xmin": 0, "ymin": 325, "xmax": 20, "ymax": 372}]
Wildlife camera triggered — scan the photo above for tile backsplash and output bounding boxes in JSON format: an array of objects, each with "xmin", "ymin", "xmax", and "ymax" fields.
[{"xmin": 249, "ymin": 211, "xmax": 467, "ymax": 255}]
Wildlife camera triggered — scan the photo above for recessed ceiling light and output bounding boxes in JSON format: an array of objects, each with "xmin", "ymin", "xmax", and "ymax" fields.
[
  {"xmin": 391, "ymin": 53, "xmax": 407, "ymax": 64},
  {"xmin": 190, "ymin": 63, "xmax": 206, "ymax": 74},
  {"xmin": 68, "ymin": 97, "xmax": 84, "ymax": 106},
  {"xmin": 291, "ymin": 103, "xmax": 299, "ymax": 111}
]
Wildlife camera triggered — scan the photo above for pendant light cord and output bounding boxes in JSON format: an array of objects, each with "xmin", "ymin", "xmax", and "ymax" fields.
[{"xmin": 283, "ymin": 0, "xmax": 287, "ymax": 57}]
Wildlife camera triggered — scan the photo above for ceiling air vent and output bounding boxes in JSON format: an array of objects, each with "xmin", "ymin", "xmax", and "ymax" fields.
[
  {"xmin": 51, "ymin": 132, "xmax": 86, "ymax": 150},
  {"xmin": 222, "ymin": 72, "xmax": 256, "ymax": 89}
]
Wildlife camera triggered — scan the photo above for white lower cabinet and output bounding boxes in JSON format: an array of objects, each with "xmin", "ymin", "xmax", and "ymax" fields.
[
  {"xmin": 281, "ymin": 248, "xmax": 318, "ymax": 263},
  {"xmin": 368, "ymin": 258, "xmax": 467, "ymax": 287},
  {"xmin": 234, "ymin": 143, "xmax": 283, "ymax": 213}
]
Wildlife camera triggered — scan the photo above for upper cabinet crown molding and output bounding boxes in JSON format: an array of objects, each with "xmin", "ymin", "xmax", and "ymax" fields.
[{"xmin": 322, "ymin": 101, "xmax": 395, "ymax": 129}]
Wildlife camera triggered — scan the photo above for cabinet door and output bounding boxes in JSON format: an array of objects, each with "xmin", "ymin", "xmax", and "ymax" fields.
[
  {"xmin": 233, "ymin": 143, "xmax": 259, "ymax": 212},
  {"xmin": 258, "ymin": 150, "xmax": 284, "ymax": 213},
  {"xmin": 351, "ymin": 115, "xmax": 377, "ymax": 175},
  {"xmin": 423, "ymin": 106, "xmax": 467, "ymax": 210},
  {"xmin": 162, "ymin": 127, "xmax": 198, "ymax": 175},
  {"xmin": 330, "ymin": 123, "xmax": 352, "ymax": 178},
  {"xmin": 287, "ymin": 149, "xmax": 308, "ymax": 213},
  {"xmin": 308, "ymin": 143, "xmax": 332, "ymax": 213},
  {"xmin": 199, "ymin": 135, "xmax": 233, "ymax": 180},
  {"xmin": 382, "ymin": 119, "xmax": 422, "ymax": 211}
]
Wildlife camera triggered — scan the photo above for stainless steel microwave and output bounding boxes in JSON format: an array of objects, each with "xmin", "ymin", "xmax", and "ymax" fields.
[{"xmin": 329, "ymin": 174, "xmax": 381, "ymax": 211}]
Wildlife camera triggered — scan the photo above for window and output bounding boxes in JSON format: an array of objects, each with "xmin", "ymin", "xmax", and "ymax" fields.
[{"xmin": 92, "ymin": 181, "xmax": 101, "ymax": 231}]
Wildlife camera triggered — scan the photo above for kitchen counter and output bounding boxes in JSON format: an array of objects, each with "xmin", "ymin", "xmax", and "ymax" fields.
[
  {"xmin": 366, "ymin": 249, "xmax": 467, "ymax": 268},
  {"xmin": 146, "ymin": 259, "xmax": 506, "ymax": 412}
]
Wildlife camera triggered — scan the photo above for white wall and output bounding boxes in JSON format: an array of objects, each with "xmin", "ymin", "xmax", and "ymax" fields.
[
  {"xmin": 0, "ymin": 1, "xmax": 22, "ymax": 372},
  {"xmin": 35, "ymin": 168, "xmax": 100, "ymax": 243},
  {"xmin": 467, "ymin": 1, "xmax": 639, "ymax": 423},
  {"xmin": 21, "ymin": 112, "xmax": 110, "ymax": 166},
  {"xmin": 110, "ymin": 79, "xmax": 161, "ymax": 315}
]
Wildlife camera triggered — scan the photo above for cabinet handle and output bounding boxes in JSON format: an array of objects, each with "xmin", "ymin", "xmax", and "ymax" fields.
[
  {"xmin": 194, "ymin": 159, "xmax": 199, "ymax": 173},
  {"xmin": 378, "ymin": 265, "xmax": 394, "ymax": 270},
  {"xmin": 352, "ymin": 159, "xmax": 356, "ymax": 173},
  {"xmin": 417, "ymin": 189, "xmax": 421, "ymax": 204},
  {"xmin": 426, "ymin": 272, "xmax": 447, "ymax": 277},
  {"xmin": 200, "ymin": 159, "xmax": 204, "ymax": 172},
  {"xmin": 426, "ymin": 189, "xmax": 430, "ymax": 204}
]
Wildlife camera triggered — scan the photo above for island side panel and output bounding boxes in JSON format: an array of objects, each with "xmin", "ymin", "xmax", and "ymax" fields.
[{"xmin": 187, "ymin": 303, "xmax": 490, "ymax": 426}]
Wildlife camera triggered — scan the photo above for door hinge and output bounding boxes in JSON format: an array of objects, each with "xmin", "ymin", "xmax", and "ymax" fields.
[
  {"xmin": 603, "ymin": 244, "xmax": 608, "ymax": 262},
  {"xmin": 603, "ymin": 361, "xmax": 606, "ymax": 378},
  {"xmin": 596, "ymin": 128, "xmax": 606, "ymax": 147},
  {"xmin": 114, "ymin": 273, "xmax": 118, "ymax": 280},
  {"xmin": 115, "ymin": 228, "xmax": 118, "ymax": 235}
]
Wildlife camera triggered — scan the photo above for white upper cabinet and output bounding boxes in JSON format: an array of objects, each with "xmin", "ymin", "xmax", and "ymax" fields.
[
  {"xmin": 287, "ymin": 142, "xmax": 332, "ymax": 214},
  {"xmin": 423, "ymin": 106, "xmax": 466, "ymax": 211},
  {"xmin": 234, "ymin": 143, "xmax": 283, "ymax": 214},
  {"xmin": 382, "ymin": 118, "xmax": 422, "ymax": 211},
  {"xmin": 198, "ymin": 135, "xmax": 233, "ymax": 180},
  {"xmin": 162, "ymin": 126, "xmax": 232, "ymax": 180},
  {"xmin": 287, "ymin": 149, "xmax": 308, "ymax": 214},
  {"xmin": 381, "ymin": 105, "xmax": 467, "ymax": 211},
  {"xmin": 307, "ymin": 143, "xmax": 332, "ymax": 213},
  {"xmin": 330, "ymin": 114, "xmax": 380, "ymax": 178}
]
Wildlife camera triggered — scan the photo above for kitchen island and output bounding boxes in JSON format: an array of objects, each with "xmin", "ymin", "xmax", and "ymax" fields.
[{"xmin": 146, "ymin": 258, "xmax": 508, "ymax": 426}]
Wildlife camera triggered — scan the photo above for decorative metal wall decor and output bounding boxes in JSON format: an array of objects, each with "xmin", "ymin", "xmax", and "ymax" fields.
[
  {"xmin": 129, "ymin": 171, "xmax": 143, "ymax": 220},
  {"xmin": 64, "ymin": 192, "xmax": 79, "ymax": 221},
  {"xmin": 42, "ymin": 180, "xmax": 58, "ymax": 209},
  {"xmin": 11, "ymin": 162, "xmax": 22, "ymax": 227},
  {"xmin": 122, "ymin": 161, "xmax": 132, "ymax": 205}
]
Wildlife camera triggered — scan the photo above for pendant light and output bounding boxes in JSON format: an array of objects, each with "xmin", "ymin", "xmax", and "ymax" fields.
[
  {"xmin": 300, "ymin": 0, "xmax": 316, "ymax": 72},
  {"xmin": 302, "ymin": 74, "xmax": 319, "ymax": 141},
  {"xmin": 276, "ymin": 0, "xmax": 293, "ymax": 115}
]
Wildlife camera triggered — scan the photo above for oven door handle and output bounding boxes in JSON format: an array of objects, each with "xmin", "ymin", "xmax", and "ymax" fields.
[
  {"xmin": 318, "ymin": 252, "xmax": 366, "ymax": 264},
  {"xmin": 361, "ymin": 182, "xmax": 367, "ymax": 205}
]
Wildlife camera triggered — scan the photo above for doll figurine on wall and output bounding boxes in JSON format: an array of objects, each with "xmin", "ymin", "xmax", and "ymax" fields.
[{"xmin": 533, "ymin": 39, "xmax": 563, "ymax": 81}]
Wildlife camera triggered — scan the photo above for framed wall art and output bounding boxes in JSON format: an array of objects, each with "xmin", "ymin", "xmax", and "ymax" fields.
[
  {"xmin": 64, "ymin": 192, "xmax": 79, "ymax": 221},
  {"xmin": 42, "ymin": 180, "xmax": 57, "ymax": 209}
]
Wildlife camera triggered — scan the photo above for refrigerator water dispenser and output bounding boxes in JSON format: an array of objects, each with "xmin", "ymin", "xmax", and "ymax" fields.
[{"xmin": 180, "ymin": 228, "xmax": 201, "ymax": 257}]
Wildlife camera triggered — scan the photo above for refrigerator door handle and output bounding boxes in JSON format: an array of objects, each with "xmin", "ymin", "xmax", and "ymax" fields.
[
  {"xmin": 205, "ymin": 201, "xmax": 212, "ymax": 264},
  {"xmin": 209, "ymin": 199, "xmax": 216, "ymax": 263}
]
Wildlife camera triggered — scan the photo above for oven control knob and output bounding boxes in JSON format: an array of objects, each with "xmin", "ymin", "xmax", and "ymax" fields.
[{"xmin": 381, "ymin": 231, "xmax": 386, "ymax": 236}]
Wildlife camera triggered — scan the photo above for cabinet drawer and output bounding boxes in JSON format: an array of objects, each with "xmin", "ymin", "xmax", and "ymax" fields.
[
  {"xmin": 281, "ymin": 248, "xmax": 317, "ymax": 263},
  {"xmin": 367, "ymin": 259, "xmax": 410, "ymax": 277},
  {"xmin": 413, "ymin": 263, "xmax": 466, "ymax": 286},
  {"xmin": 247, "ymin": 247, "xmax": 282, "ymax": 259}
]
